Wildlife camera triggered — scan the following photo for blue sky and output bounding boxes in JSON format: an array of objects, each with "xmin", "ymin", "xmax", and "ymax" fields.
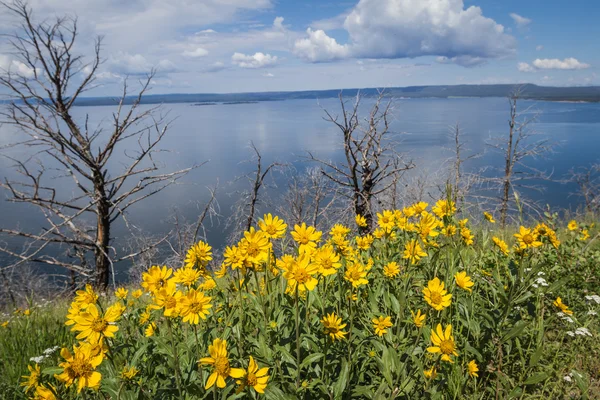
[{"xmin": 0, "ymin": 0, "xmax": 598, "ymax": 95}]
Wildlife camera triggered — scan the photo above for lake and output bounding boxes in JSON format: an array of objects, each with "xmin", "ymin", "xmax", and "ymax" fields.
[{"xmin": 0, "ymin": 97, "xmax": 598, "ymax": 279}]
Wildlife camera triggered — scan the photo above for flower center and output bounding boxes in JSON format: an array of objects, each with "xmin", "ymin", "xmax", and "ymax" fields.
[
  {"xmin": 189, "ymin": 300, "xmax": 205, "ymax": 314},
  {"xmin": 523, "ymin": 234, "xmax": 534, "ymax": 244},
  {"xmin": 245, "ymin": 243, "xmax": 260, "ymax": 257},
  {"xmin": 70, "ymin": 358, "xmax": 92, "ymax": 377},
  {"xmin": 165, "ymin": 297, "xmax": 177, "ymax": 309},
  {"xmin": 92, "ymin": 318, "xmax": 108, "ymax": 333},
  {"xmin": 298, "ymin": 233, "xmax": 309, "ymax": 244},
  {"xmin": 246, "ymin": 372, "xmax": 258, "ymax": 386},
  {"xmin": 430, "ymin": 291, "xmax": 443, "ymax": 305},
  {"xmin": 266, "ymin": 225, "xmax": 278, "ymax": 235},
  {"xmin": 293, "ymin": 267, "xmax": 310, "ymax": 284},
  {"xmin": 440, "ymin": 339, "xmax": 454, "ymax": 355},
  {"xmin": 214, "ymin": 356, "xmax": 230, "ymax": 375}
]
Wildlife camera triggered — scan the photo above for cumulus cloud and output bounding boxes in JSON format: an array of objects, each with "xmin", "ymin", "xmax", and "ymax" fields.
[
  {"xmin": 231, "ymin": 52, "xmax": 278, "ymax": 68},
  {"xmin": 294, "ymin": 28, "xmax": 350, "ymax": 62},
  {"xmin": 436, "ymin": 56, "xmax": 487, "ymax": 67},
  {"xmin": 517, "ymin": 62, "xmax": 535, "ymax": 72},
  {"xmin": 273, "ymin": 17, "xmax": 285, "ymax": 31},
  {"xmin": 532, "ymin": 58, "xmax": 590, "ymax": 70},
  {"xmin": 510, "ymin": 13, "xmax": 531, "ymax": 27},
  {"xmin": 0, "ymin": 54, "xmax": 38, "ymax": 78},
  {"xmin": 182, "ymin": 48, "xmax": 209, "ymax": 58},
  {"xmin": 536, "ymin": 45, "xmax": 544, "ymax": 51},
  {"xmin": 294, "ymin": 0, "xmax": 516, "ymax": 65},
  {"xmin": 108, "ymin": 52, "xmax": 176, "ymax": 75}
]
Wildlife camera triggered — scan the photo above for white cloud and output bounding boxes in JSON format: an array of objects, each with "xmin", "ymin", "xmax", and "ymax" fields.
[
  {"xmin": 108, "ymin": 52, "xmax": 176, "ymax": 75},
  {"xmin": 536, "ymin": 45, "xmax": 544, "ymax": 51},
  {"xmin": 294, "ymin": 0, "xmax": 515, "ymax": 64},
  {"xmin": 182, "ymin": 48, "xmax": 209, "ymax": 58},
  {"xmin": 273, "ymin": 17, "xmax": 285, "ymax": 31},
  {"xmin": 0, "ymin": 54, "xmax": 38, "ymax": 78},
  {"xmin": 231, "ymin": 52, "xmax": 278, "ymax": 68},
  {"xmin": 510, "ymin": 13, "xmax": 531, "ymax": 27},
  {"xmin": 532, "ymin": 58, "xmax": 590, "ymax": 70},
  {"xmin": 436, "ymin": 56, "xmax": 486, "ymax": 67},
  {"xmin": 294, "ymin": 28, "xmax": 350, "ymax": 62},
  {"xmin": 198, "ymin": 29, "xmax": 217, "ymax": 34},
  {"xmin": 517, "ymin": 62, "xmax": 535, "ymax": 72},
  {"xmin": 263, "ymin": 72, "xmax": 275, "ymax": 77}
]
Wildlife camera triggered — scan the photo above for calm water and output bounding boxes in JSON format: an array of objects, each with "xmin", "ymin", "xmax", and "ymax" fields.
[{"xmin": 0, "ymin": 97, "xmax": 598, "ymax": 279}]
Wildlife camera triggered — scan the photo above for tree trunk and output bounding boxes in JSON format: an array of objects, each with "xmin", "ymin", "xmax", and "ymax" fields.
[{"xmin": 93, "ymin": 171, "xmax": 111, "ymax": 290}]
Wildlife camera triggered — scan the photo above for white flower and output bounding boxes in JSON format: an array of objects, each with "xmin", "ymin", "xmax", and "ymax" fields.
[
  {"xmin": 566, "ymin": 331, "xmax": 575, "ymax": 337},
  {"xmin": 537, "ymin": 271, "xmax": 545, "ymax": 276},
  {"xmin": 575, "ymin": 327, "xmax": 592, "ymax": 337},
  {"xmin": 534, "ymin": 277, "xmax": 548, "ymax": 287},
  {"xmin": 563, "ymin": 316, "xmax": 574, "ymax": 323},
  {"xmin": 587, "ymin": 310, "xmax": 597, "ymax": 316},
  {"xmin": 585, "ymin": 295, "xmax": 600, "ymax": 304},
  {"xmin": 43, "ymin": 346, "xmax": 60, "ymax": 355},
  {"xmin": 525, "ymin": 268, "xmax": 532, "ymax": 272},
  {"xmin": 563, "ymin": 375, "xmax": 572, "ymax": 382},
  {"xmin": 29, "ymin": 355, "xmax": 46, "ymax": 363},
  {"xmin": 532, "ymin": 284, "xmax": 539, "ymax": 288}
]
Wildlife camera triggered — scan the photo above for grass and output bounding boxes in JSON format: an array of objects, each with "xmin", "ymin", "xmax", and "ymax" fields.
[{"xmin": 1, "ymin": 206, "xmax": 600, "ymax": 399}]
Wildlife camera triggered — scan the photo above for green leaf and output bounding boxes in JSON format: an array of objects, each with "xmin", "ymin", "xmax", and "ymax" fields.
[
  {"xmin": 41, "ymin": 367, "xmax": 63, "ymax": 376},
  {"xmin": 300, "ymin": 352, "xmax": 324, "ymax": 369},
  {"xmin": 529, "ymin": 346, "xmax": 544, "ymax": 368},
  {"xmin": 524, "ymin": 372, "xmax": 549, "ymax": 385},
  {"xmin": 333, "ymin": 359, "xmax": 350, "ymax": 399},
  {"xmin": 503, "ymin": 320, "xmax": 527, "ymax": 342}
]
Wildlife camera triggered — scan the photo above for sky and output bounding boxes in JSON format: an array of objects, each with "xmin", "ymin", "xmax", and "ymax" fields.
[{"xmin": 0, "ymin": 0, "xmax": 598, "ymax": 95}]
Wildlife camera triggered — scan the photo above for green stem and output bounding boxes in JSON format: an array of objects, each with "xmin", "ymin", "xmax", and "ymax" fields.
[
  {"xmin": 295, "ymin": 285, "xmax": 301, "ymax": 389},
  {"xmin": 167, "ymin": 319, "xmax": 184, "ymax": 397}
]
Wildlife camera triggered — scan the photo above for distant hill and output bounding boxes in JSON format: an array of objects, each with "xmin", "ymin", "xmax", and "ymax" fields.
[{"xmin": 50, "ymin": 84, "xmax": 600, "ymax": 106}]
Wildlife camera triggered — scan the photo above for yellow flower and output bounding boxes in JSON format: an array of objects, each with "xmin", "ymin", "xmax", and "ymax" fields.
[
  {"xmin": 416, "ymin": 212, "xmax": 440, "ymax": 239},
  {"xmin": 454, "ymin": 271, "xmax": 474, "ymax": 293},
  {"xmin": 199, "ymin": 339, "xmax": 245, "ymax": 389},
  {"xmin": 199, "ymin": 277, "xmax": 217, "ymax": 291},
  {"xmin": 258, "ymin": 213, "xmax": 287, "ymax": 239},
  {"xmin": 312, "ymin": 245, "xmax": 341, "ymax": 276},
  {"xmin": 377, "ymin": 210, "xmax": 395, "ymax": 231},
  {"xmin": 383, "ymin": 261, "xmax": 400, "ymax": 278},
  {"xmin": 120, "ymin": 365, "xmax": 140, "ymax": 380},
  {"xmin": 115, "ymin": 287, "xmax": 128, "ymax": 300},
  {"xmin": 291, "ymin": 223, "xmax": 322, "ymax": 253},
  {"xmin": 139, "ymin": 311, "xmax": 151, "ymax": 325},
  {"xmin": 355, "ymin": 214, "xmax": 367, "ymax": 228},
  {"xmin": 403, "ymin": 239, "xmax": 427, "ymax": 264},
  {"xmin": 236, "ymin": 356, "xmax": 270, "ymax": 394},
  {"xmin": 483, "ymin": 212, "xmax": 495, "ymax": 223},
  {"xmin": 553, "ymin": 297, "xmax": 573, "ymax": 315},
  {"xmin": 282, "ymin": 254, "xmax": 319, "ymax": 293},
  {"xmin": 55, "ymin": 343, "xmax": 103, "ymax": 393},
  {"xmin": 238, "ymin": 228, "xmax": 271, "ymax": 266},
  {"xmin": 20, "ymin": 363, "xmax": 40, "ymax": 392},
  {"xmin": 344, "ymin": 262, "xmax": 369, "ymax": 288},
  {"xmin": 580, "ymin": 229, "xmax": 590, "ymax": 241},
  {"xmin": 141, "ymin": 266, "xmax": 173, "ymax": 294},
  {"xmin": 427, "ymin": 323, "xmax": 459, "ymax": 363},
  {"xmin": 178, "ymin": 288, "xmax": 212, "ymax": 324},
  {"xmin": 412, "ymin": 202, "xmax": 429, "ymax": 215},
  {"xmin": 269, "ymin": 321, "xmax": 277, "ymax": 329},
  {"xmin": 73, "ymin": 284, "xmax": 98, "ymax": 309},
  {"xmin": 32, "ymin": 384, "xmax": 57, "ymax": 400},
  {"xmin": 372, "ymin": 316, "xmax": 393, "ymax": 337},
  {"xmin": 423, "ymin": 277, "xmax": 452, "ymax": 311},
  {"xmin": 185, "ymin": 241, "xmax": 213, "ymax": 271},
  {"xmin": 460, "ymin": 227, "xmax": 474, "ymax": 246},
  {"xmin": 71, "ymin": 303, "xmax": 121, "ymax": 344},
  {"xmin": 173, "ymin": 267, "xmax": 202, "ymax": 287},
  {"xmin": 534, "ymin": 223, "xmax": 554, "ymax": 237},
  {"xmin": 514, "ymin": 226, "xmax": 543, "ymax": 249},
  {"xmin": 468, "ymin": 360, "xmax": 479, "ymax": 378},
  {"xmin": 330, "ymin": 224, "xmax": 351, "ymax": 238},
  {"xmin": 567, "ymin": 220, "xmax": 578, "ymax": 231},
  {"xmin": 321, "ymin": 312, "xmax": 347, "ymax": 341},
  {"xmin": 1, "ymin": 321, "xmax": 8, "ymax": 328},
  {"xmin": 424, "ymin": 367, "xmax": 437, "ymax": 379},
  {"xmin": 441, "ymin": 224, "xmax": 457, "ymax": 237},
  {"xmin": 23, "ymin": 309, "xmax": 31, "ymax": 316},
  {"xmin": 150, "ymin": 282, "xmax": 182, "ymax": 317},
  {"xmin": 411, "ymin": 309, "xmax": 426, "ymax": 328},
  {"xmin": 492, "ymin": 237, "xmax": 509, "ymax": 255},
  {"xmin": 432, "ymin": 199, "xmax": 456, "ymax": 218},
  {"xmin": 131, "ymin": 289, "xmax": 143, "ymax": 299},
  {"xmin": 215, "ymin": 263, "xmax": 228, "ymax": 278},
  {"xmin": 355, "ymin": 234, "xmax": 374, "ymax": 250},
  {"xmin": 145, "ymin": 322, "xmax": 156, "ymax": 337}
]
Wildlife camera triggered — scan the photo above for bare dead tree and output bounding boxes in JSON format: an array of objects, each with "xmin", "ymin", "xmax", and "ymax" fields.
[
  {"xmin": 568, "ymin": 164, "xmax": 600, "ymax": 214},
  {"xmin": 227, "ymin": 142, "xmax": 285, "ymax": 240},
  {"xmin": 0, "ymin": 1, "xmax": 197, "ymax": 291},
  {"xmin": 484, "ymin": 88, "xmax": 554, "ymax": 227},
  {"xmin": 308, "ymin": 91, "xmax": 414, "ymax": 232},
  {"xmin": 277, "ymin": 166, "xmax": 343, "ymax": 231}
]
